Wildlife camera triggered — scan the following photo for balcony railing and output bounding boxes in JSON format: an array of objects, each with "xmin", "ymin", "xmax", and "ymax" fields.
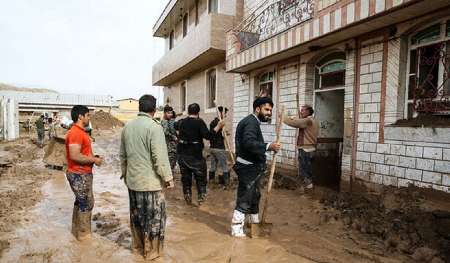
[{"xmin": 235, "ymin": 0, "xmax": 314, "ymax": 50}]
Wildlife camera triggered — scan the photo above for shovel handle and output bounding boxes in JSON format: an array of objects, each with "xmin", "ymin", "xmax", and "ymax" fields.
[{"xmin": 261, "ymin": 105, "xmax": 284, "ymax": 223}]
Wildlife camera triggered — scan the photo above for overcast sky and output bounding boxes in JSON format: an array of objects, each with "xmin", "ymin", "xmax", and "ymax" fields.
[{"xmin": 0, "ymin": 0, "xmax": 167, "ymax": 103}]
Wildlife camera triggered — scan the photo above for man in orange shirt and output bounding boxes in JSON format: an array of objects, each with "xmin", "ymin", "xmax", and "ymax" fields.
[{"xmin": 65, "ymin": 105, "xmax": 103, "ymax": 241}]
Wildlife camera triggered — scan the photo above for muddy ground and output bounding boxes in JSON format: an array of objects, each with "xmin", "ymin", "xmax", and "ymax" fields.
[{"xmin": 0, "ymin": 130, "xmax": 449, "ymax": 263}]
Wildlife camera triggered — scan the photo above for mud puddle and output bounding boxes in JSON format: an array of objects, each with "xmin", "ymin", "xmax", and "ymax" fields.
[{"xmin": 0, "ymin": 131, "xmax": 430, "ymax": 263}]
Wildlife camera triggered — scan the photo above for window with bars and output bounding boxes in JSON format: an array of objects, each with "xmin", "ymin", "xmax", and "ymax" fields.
[
  {"xmin": 315, "ymin": 52, "xmax": 346, "ymax": 90},
  {"xmin": 255, "ymin": 72, "xmax": 274, "ymax": 99},
  {"xmin": 407, "ymin": 19, "xmax": 450, "ymax": 117},
  {"xmin": 207, "ymin": 69, "xmax": 217, "ymax": 108}
]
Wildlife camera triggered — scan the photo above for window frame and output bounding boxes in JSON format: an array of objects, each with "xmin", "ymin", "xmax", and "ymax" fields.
[
  {"xmin": 180, "ymin": 81, "xmax": 187, "ymax": 113},
  {"xmin": 182, "ymin": 13, "xmax": 188, "ymax": 37},
  {"xmin": 206, "ymin": 68, "xmax": 217, "ymax": 111},
  {"xmin": 208, "ymin": 0, "xmax": 218, "ymax": 14},
  {"xmin": 405, "ymin": 18, "xmax": 450, "ymax": 118},
  {"xmin": 315, "ymin": 59, "xmax": 346, "ymax": 90}
]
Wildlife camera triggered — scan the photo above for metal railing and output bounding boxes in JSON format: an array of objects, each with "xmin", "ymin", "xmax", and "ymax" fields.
[{"xmin": 235, "ymin": 0, "xmax": 314, "ymax": 50}]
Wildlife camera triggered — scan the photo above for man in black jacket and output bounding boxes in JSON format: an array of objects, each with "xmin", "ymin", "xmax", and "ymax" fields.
[
  {"xmin": 230, "ymin": 97, "xmax": 281, "ymax": 237},
  {"xmin": 209, "ymin": 106, "xmax": 229, "ymax": 187},
  {"xmin": 176, "ymin": 103, "xmax": 224, "ymax": 205}
]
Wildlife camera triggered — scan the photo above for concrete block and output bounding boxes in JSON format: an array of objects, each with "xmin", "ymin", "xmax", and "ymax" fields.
[
  {"xmin": 375, "ymin": 164, "xmax": 389, "ymax": 175},
  {"xmin": 369, "ymin": 62, "xmax": 382, "ymax": 73},
  {"xmin": 364, "ymin": 103, "xmax": 378, "ymax": 113},
  {"xmin": 443, "ymin": 149, "xmax": 450, "ymax": 161},
  {"xmin": 405, "ymin": 168, "xmax": 422, "ymax": 181},
  {"xmin": 364, "ymin": 143, "xmax": 377, "ymax": 152},
  {"xmin": 377, "ymin": 144, "xmax": 390, "ymax": 154},
  {"xmin": 385, "ymin": 155, "xmax": 400, "ymax": 166},
  {"xmin": 416, "ymin": 158, "xmax": 434, "ymax": 171},
  {"xmin": 357, "ymin": 151, "xmax": 371, "ymax": 162},
  {"xmin": 372, "ymin": 72, "xmax": 382, "ymax": 82},
  {"xmin": 371, "ymin": 153, "xmax": 385, "ymax": 164},
  {"xmin": 443, "ymin": 174, "xmax": 450, "ymax": 186},
  {"xmin": 423, "ymin": 147, "xmax": 443, "ymax": 160},
  {"xmin": 399, "ymin": 156, "xmax": 416, "ymax": 168},
  {"xmin": 360, "ymin": 64, "xmax": 369, "ymax": 74},
  {"xmin": 359, "ymin": 113, "xmax": 371, "ymax": 122},
  {"xmin": 422, "ymin": 171, "xmax": 442, "ymax": 184},
  {"xmin": 370, "ymin": 174, "xmax": 383, "ymax": 184},
  {"xmin": 434, "ymin": 160, "xmax": 450, "ymax": 173},
  {"xmin": 363, "ymin": 162, "xmax": 375, "ymax": 172},
  {"xmin": 391, "ymin": 144, "xmax": 406, "ymax": 155},
  {"xmin": 383, "ymin": 175, "xmax": 398, "ymax": 186},
  {"xmin": 370, "ymin": 113, "xmax": 380, "ymax": 122},
  {"xmin": 390, "ymin": 166, "xmax": 405, "ymax": 177},
  {"xmin": 359, "ymin": 93, "xmax": 372, "ymax": 103},
  {"xmin": 398, "ymin": 178, "xmax": 414, "ymax": 187},
  {"xmin": 405, "ymin": 146, "xmax": 423, "ymax": 158},
  {"xmin": 369, "ymin": 133, "xmax": 379, "ymax": 143},
  {"xmin": 360, "ymin": 84, "xmax": 369, "ymax": 94},
  {"xmin": 371, "ymin": 93, "xmax": 381, "ymax": 103},
  {"xmin": 360, "ymin": 74, "xmax": 373, "ymax": 84},
  {"xmin": 369, "ymin": 82, "xmax": 381, "ymax": 92}
]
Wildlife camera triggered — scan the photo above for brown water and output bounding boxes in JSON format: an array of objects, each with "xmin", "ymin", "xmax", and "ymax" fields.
[{"xmin": 1, "ymin": 131, "xmax": 405, "ymax": 263}]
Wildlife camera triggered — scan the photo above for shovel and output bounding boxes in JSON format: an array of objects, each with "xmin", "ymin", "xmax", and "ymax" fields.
[{"xmin": 249, "ymin": 105, "xmax": 285, "ymax": 238}]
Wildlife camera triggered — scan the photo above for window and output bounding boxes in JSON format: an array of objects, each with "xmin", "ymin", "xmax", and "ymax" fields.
[
  {"xmin": 315, "ymin": 52, "xmax": 346, "ymax": 90},
  {"xmin": 195, "ymin": 0, "xmax": 199, "ymax": 25},
  {"xmin": 180, "ymin": 82, "xmax": 186, "ymax": 112},
  {"xmin": 208, "ymin": 0, "xmax": 218, "ymax": 13},
  {"xmin": 255, "ymin": 72, "xmax": 274, "ymax": 99},
  {"xmin": 182, "ymin": 13, "xmax": 188, "ymax": 37},
  {"xmin": 406, "ymin": 19, "xmax": 450, "ymax": 117},
  {"xmin": 207, "ymin": 69, "xmax": 217, "ymax": 108},
  {"xmin": 169, "ymin": 30, "xmax": 174, "ymax": 50}
]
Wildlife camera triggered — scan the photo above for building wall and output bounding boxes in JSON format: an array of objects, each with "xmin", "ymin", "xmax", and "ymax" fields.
[
  {"xmin": 0, "ymin": 98, "xmax": 19, "ymax": 141},
  {"xmin": 118, "ymin": 99, "xmax": 138, "ymax": 111},
  {"xmin": 163, "ymin": 62, "xmax": 234, "ymax": 140},
  {"xmin": 230, "ymin": 9, "xmax": 450, "ymax": 193}
]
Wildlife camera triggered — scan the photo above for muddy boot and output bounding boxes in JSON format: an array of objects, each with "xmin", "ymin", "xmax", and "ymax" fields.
[
  {"xmin": 143, "ymin": 238, "xmax": 163, "ymax": 260},
  {"xmin": 223, "ymin": 172, "xmax": 230, "ymax": 188},
  {"xmin": 248, "ymin": 214, "xmax": 261, "ymax": 238},
  {"xmin": 218, "ymin": 174, "xmax": 224, "ymax": 186},
  {"xmin": 197, "ymin": 193, "xmax": 206, "ymax": 206},
  {"xmin": 71, "ymin": 205, "xmax": 79, "ymax": 238},
  {"xmin": 208, "ymin": 171, "xmax": 216, "ymax": 184},
  {"xmin": 231, "ymin": 210, "xmax": 246, "ymax": 238},
  {"xmin": 77, "ymin": 211, "xmax": 92, "ymax": 241}
]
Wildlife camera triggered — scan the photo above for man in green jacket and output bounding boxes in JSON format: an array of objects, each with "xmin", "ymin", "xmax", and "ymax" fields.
[
  {"xmin": 120, "ymin": 94, "xmax": 174, "ymax": 261},
  {"xmin": 35, "ymin": 115, "xmax": 45, "ymax": 147}
]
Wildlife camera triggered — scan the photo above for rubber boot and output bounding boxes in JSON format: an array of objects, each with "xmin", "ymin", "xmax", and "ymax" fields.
[
  {"xmin": 183, "ymin": 185, "xmax": 192, "ymax": 205},
  {"xmin": 223, "ymin": 172, "xmax": 230, "ymax": 188},
  {"xmin": 71, "ymin": 205, "xmax": 79, "ymax": 238},
  {"xmin": 77, "ymin": 211, "xmax": 92, "ymax": 241},
  {"xmin": 248, "ymin": 213, "xmax": 261, "ymax": 238},
  {"xmin": 218, "ymin": 174, "xmax": 224, "ymax": 186},
  {"xmin": 144, "ymin": 238, "xmax": 162, "ymax": 260},
  {"xmin": 208, "ymin": 171, "xmax": 216, "ymax": 183},
  {"xmin": 197, "ymin": 191, "xmax": 206, "ymax": 206},
  {"xmin": 231, "ymin": 210, "xmax": 246, "ymax": 237}
]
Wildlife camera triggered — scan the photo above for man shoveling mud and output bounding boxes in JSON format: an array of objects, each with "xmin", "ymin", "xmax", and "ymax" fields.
[
  {"xmin": 283, "ymin": 105, "xmax": 319, "ymax": 190},
  {"xmin": 65, "ymin": 105, "xmax": 103, "ymax": 241},
  {"xmin": 230, "ymin": 97, "xmax": 281, "ymax": 237},
  {"xmin": 208, "ymin": 106, "xmax": 230, "ymax": 187},
  {"xmin": 120, "ymin": 95, "xmax": 174, "ymax": 260},
  {"xmin": 35, "ymin": 115, "xmax": 45, "ymax": 147},
  {"xmin": 175, "ymin": 103, "xmax": 224, "ymax": 205}
]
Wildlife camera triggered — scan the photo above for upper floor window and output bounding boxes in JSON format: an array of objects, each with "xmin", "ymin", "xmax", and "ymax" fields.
[
  {"xmin": 255, "ymin": 72, "xmax": 274, "ymax": 99},
  {"xmin": 207, "ymin": 69, "xmax": 217, "ymax": 108},
  {"xmin": 180, "ymin": 81, "xmax": 187, "ymax": 112},
  {"xmin": 183, "ymin": 13, "xmax": 188, "ymax": 37},
  {"xmin": 195, "ymin": 0, "xmax": 199, "ymax": 25},
  {"xmin": 407, "ymin": 18, "xmax": 450, "ymax": 117},
  {"xmin": 315, "ymin": 52, "xmax": 346, "ymax": 89},
  {"xmin": 208, "ymin": 0, "xmax": 218, "ymax": 13},
  {"xmin": 169, "ymin": 30, "xmax": 174, "ymax": 50}
]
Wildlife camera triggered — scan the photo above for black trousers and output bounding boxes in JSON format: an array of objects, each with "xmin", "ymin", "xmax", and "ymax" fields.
[
  {"xmin": 178, "ymin": 154, "xmax": 208, "ymax": 197},
  {"xmin": 234, "ymin": 162, "xmax": 265, "ymax": 214}
]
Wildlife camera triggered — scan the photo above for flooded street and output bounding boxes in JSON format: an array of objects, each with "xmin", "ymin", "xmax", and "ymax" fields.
[{"xmin": 0, "ymin": 131, "xmax": 444, "ymax": 262}]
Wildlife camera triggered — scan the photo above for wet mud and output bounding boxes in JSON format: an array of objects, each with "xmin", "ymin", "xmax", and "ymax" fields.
[{"xmin": 1, "ymin": 130, "xmax": 449, "ymax": 262}]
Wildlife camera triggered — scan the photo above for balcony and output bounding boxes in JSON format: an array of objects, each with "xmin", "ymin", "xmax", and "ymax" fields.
[{"xmin": 152, "ymin": 13, "xmax": 234, "ymax": 86}]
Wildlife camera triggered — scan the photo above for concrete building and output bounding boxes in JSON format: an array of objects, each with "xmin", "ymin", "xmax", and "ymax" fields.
[
  {"xmin": 0, "ymin": 97, "xmax": 19, "ymax": 141},
  {"xmin": 113, "ymin": 98, "xmax": 139, "ymax": 122},
  {"xmin": 152, "ymin": 0, "xmax": 244, "ymax": 129},
  {"xmin": 226, "ymin": 0, "xmax": 450, "ymax": 192}
]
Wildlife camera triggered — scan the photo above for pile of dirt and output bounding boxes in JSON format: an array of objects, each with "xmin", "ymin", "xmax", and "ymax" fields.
[
  {"xmin": 319, "ymin": 187, "xmax": 450, "ymax": 262},
  {"xmin": 43, "ymin": 137, "xmax": 66, "ymax": 168},
  {"xmin": 90, "ymin": 110, "xmax": 124, "ymax": 130},
  {"xmin": 391, "ymin": 114, "xmax": 450, "ymax": 127},
  {"xmin": 92, "ymin": 211, "xmax": 130, "ymax": 248}
]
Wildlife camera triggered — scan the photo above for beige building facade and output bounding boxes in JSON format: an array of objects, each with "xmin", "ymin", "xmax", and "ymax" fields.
[
  {"xmin": 152, "ymin": 0, "xmax": 244, "ymax": 128},
  {"xmin": 227, "ymin": 0, "xmax": 450, "ymax": 192}
]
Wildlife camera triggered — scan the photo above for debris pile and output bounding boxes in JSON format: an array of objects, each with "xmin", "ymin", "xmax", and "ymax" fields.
[
  {"xmin": 90, "ymin": 110, "xmax": 124, "ymax": 130},
  {"xmin": 319, "ymin": 187, "xmax": 450, "ymax": 262}
]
